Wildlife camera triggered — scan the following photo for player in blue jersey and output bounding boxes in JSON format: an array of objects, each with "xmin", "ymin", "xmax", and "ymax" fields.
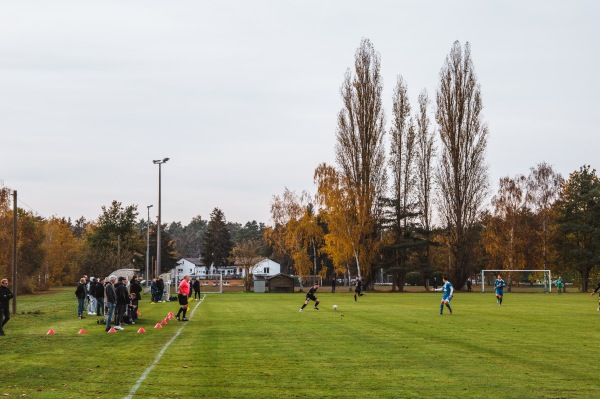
[
  {"xmin": 495, "ymin": 274, "xmax": 506, "ymax": 305},
  {"xmin": 431, "ymin": 275, "xmax": 453, "ymax": 315},
  {"xmin": 299, "ymin": 283, "xmax": 320, "ymax": 312}
]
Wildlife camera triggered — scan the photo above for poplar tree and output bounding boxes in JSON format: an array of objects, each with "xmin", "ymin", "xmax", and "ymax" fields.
[{"xmin": 435, "ymin": 41, "xmax": 489, "ymax": 288}]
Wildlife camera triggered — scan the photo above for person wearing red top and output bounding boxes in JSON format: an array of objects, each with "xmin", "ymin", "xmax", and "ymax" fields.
[{"xmin": 176, "ymin": 275, "xmax": 191, "ymax": 321}]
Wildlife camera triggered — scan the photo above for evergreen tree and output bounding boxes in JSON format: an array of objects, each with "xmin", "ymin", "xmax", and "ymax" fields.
[{"xmin": 201, "ymin": 208, "xmax": 233, "ymax": 268}]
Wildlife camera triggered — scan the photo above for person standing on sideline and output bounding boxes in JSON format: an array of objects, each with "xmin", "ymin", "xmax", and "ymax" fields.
[
  {"xmin": 75, "ymin": 278, "xmax": 87, "ymax": 319},
  {"xmin": 0, "ymin": 278, "xmax": 14, "ymax": 336},
  {"xmin": 104, "ymin": 275, "xmax": 118, "ymax": 332},
  {"xmin": 431, "ymin": 275, "xmax": 453, "ymax": 315},
  {"xmin": 114, "ymin": 277, "xmax": 129, "ymax": 330},
  {"xmin": 495, "ymin": 274, "xmax": 506, "ymax": 305},
  {"xmin": 150, "ymin": 278, "xmax": 158, "ymax": 303},
  {"xmin": 466, "ymin": 278, "xmax": 472, "ymax": 292},
  {"xmin": 193, "ymin": 277, "xmax": 201, "ymax": 299},
  {"xmin": 156, "ymin": 276, "xmax": 165, "ymax": 302},
  {"xmin": 556, "ymin": 277, "xmax": 564, "ymax": 294},
  {"xmin": 331, "ymin": 277, "xmax": 336, "ymax": 293},
  {"xmin": 299, "ymin": 283, "xmax": 320, "ymax": 312},
  {"xmin": 94, "ymin": 277, "xmax": 105, "ymax": 316},
  {"xmin": 129, "ymin": 275, "xmax": 142, "ymax": 321},
  {"xmin": 176, "ymin": 275, "xmax": 191, "ymax": 321},
  {"xmin": 354, "ymin": 277, "xmax": 364, "ymax": 302}
]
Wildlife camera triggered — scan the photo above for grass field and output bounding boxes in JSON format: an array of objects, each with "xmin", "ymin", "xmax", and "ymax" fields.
[{"xmin": 1, "ymin": 288, "xmax": 599, "ymax": 398}]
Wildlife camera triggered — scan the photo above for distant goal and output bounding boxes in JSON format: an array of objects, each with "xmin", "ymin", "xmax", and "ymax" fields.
[
  {"xmin": 196, "ymin": 274, "xmax": 223, "ymax": 294},
  {"xmin": 480, "ymin": 270, "xmax": 552, "ymax": 293}
]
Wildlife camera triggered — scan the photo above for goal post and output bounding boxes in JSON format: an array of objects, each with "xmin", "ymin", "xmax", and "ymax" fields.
[
  {"xmin": 198, "ymin": 274, "xmax": 223, "ymax": 294},
  {"xmin": 480, "ymin": 270, "xmax": 552, "ymax": 293}
]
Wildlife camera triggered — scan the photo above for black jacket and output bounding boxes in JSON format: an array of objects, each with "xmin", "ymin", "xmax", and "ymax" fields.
[
  {"xmin": 0, "ymin": 285, "xmax": 13, "ymax": 304},
  {"xmin": 115, "ymin": 282, "xmax": 129, "ymax": 305},
  {"xmin": 129, "ymin": 280, "xmax": 142, "ymax": 300},
  {"xmin": 75, "ymin": 283, "xmax": 86, "ymax": 299},
  {"xmin": 105, "ymin": 283, "xmax": 117, "ymax": 304},
  {"xmin": 93, "ymin": 282, "xmax": 105, "ymax": 298}
]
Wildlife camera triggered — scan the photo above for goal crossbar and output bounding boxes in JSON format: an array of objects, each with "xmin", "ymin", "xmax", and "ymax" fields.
[{"xmin": 480, "ymin": 269, "xmax": 552, "ymax": 293}]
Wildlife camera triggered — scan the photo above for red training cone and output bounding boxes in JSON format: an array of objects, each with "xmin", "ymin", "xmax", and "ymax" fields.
[
  {"xmin": 137, "ymin": 327, "xmax": 146, "ymax": 333},
  {"xmin": 78, "ymin": 328, "xmax": 86, "ymax": 335},
  {"xmin": 46, "ymin": 328, "xmax": 56, "ymax": 335},
  {"xmin": 168, "ymin": 311, "xmax": 174, "ymax": 318},
  {"xmin": 137, "ymin": 311, "xmax": 141, "ymax": 316},
  {"xmin": 154, "ymin": 323, "xmax": 162, "ymax": 329},
  {"xmin": 161, "ymin": 319, "xmax": 167, "ymax": 325},
  {"xmin": 108, "ymin": 327, "xmax": 117, "ymax": 333}
]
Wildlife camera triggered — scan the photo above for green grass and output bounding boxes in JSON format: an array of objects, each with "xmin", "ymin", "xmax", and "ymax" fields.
[{"xmin": 1, "ymin": 288, "xmax": 598, "ymax": 398}]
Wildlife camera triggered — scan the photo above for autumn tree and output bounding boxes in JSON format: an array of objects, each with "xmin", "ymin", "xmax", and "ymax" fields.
[
  {"xmin": 314, "ymin": 164, "xmax": 361, "ymax": 283},
  {"xmin": 201, "ymin": 208, "xmax": 233, "ymax": 269},
  {"xmin": 42, "ymin": 217, "xmax": 82, "ymax": 287},
  {"xmin": 554, "ymin": 165, "xmax": 600, "ymax": 291},
  {"xmin": 325, "ymin": 38, "xmax": 387, "ymax": 282},
  {"xmin": 231, "ymin": 239, "xmax": 262, "ymax": 291},
  {"xmin": 435, "ymin": 41, "xmax": 489, "ymax": 288},
  {"xmin": 264, "ymin": 188, "xmax": 305, "ymax": 274},
  {"xmin": 482, "ymin": 175, "xmax": 530, "ymax": 271},
  {"xmin": 527, "ymin": 162, "xmax": 563, "ymax": 271}
]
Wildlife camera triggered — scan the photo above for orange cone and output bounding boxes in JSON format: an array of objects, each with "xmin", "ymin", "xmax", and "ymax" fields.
[
  {"xmin": 137, "ymin": 327, "xmax": 146, "ymax": 333},
  {"xmin": 78, "ymin": 328, "xmax": 86, "ymax": 335},
  {"xmin": 154, "ymin": 323, "xmax": 162, "ymax": 329},
  {"xmin": 168, "ymin": 311, "xmax": 174, "ymax": 318},
  {"xmin": 137, "ymin": 311, "xmax": 141, "ymax": 316},
  {"xmin": 46, "ymin": 328, "xmax": 56, "ymax": 335},
  {"xmin": 108, "ymin": 327, "xmax": 117, "ymax": 333}
]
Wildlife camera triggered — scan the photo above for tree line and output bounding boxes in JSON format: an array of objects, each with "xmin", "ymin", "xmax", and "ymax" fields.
[{"xmin": 2, "ymin": 39, "xmax": 599, "ymax": 293}]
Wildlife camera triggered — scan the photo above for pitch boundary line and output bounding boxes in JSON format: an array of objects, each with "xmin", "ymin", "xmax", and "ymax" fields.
[{"xmin": 124, "ymin": 294, "xmax": 206, "ymax": 399}]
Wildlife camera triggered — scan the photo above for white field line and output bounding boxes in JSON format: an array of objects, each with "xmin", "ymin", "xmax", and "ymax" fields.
[{"xmin": 124, "ymin": 294, "xmax": 206, "ymax": 399}]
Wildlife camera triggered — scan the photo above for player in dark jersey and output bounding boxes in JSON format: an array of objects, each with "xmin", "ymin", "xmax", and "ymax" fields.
[
  {"xmin": 354, "ymin": 277, "xmax": 365, "ymax": 302},
  {"xmin": 591, "ymin": 282, "xmax": 600, "ymax": 311},
  {"xmin": 299, "ymin": 283, "xmax": 320, "ymax": 312}
]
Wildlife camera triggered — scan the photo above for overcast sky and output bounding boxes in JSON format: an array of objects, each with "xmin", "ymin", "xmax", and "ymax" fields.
[{"xmin": 1, "ymin": 1, "xmax": 598, "ymax": 226}]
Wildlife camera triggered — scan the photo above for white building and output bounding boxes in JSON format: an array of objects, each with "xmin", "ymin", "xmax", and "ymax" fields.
[{"xmin": 249, "ymin": 258, "xmax": 280, "ymax": 279}]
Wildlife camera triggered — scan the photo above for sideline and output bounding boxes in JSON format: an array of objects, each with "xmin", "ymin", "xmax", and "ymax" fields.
[{"xmin": 124, "ymin": 294, "xmax": 206, "ymax": 399}]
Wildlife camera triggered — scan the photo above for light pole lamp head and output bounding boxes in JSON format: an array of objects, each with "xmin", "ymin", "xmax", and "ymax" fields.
[
  {"xmin": 147, "ymin": 204, "xmax": 153, "ymax": 209},
  {"xmin": 153, "ymin": 158, "xmax": 170, "ymax": 164}
]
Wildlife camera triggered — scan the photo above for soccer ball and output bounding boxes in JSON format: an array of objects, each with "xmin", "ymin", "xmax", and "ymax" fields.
[{"xmin": 333, "ymin": 305, "xmax": 338, "ymax": 310}]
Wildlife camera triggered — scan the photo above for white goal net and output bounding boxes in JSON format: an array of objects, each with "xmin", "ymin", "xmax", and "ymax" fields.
[
  {"xmin": 480, "ymin": 270, "xmax": 552, "ymax": 293},
  {"xmin": 196, "ymin": 274, "xmax": 223, "ymax": 294}
]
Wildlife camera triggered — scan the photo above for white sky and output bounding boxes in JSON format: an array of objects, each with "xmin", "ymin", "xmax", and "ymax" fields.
[{"xmin": 0, "ymin": 1, "xmax": 598, "ymax": 226}]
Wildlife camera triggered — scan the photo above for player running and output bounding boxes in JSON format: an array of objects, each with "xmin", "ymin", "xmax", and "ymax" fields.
[
  {"xmin": 354, "ymin": 277, "xmax": 365, "ymax": 302},
  {"xmin": 175, "ymin": 275, "xmax": 191, "ymax": 321},
  {"xmin": 495, "ymin": 274, "xmax": 506, "ymax": 305},
  {"xmin": 431, "ymin": 276, "xmax": 453, "ymax": 315},
  {"xmin": 299, "ymin": 283, "xmax": 320, "ymax": 312}
]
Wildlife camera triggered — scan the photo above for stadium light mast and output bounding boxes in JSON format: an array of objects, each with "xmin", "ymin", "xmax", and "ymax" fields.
[
  {"xmin": 153, "ymin": 158, "xmax": 169, "ymax": 279},
  {"xmin": 145, "ymin": 204, "xmax": 153, "ymax": 287}
]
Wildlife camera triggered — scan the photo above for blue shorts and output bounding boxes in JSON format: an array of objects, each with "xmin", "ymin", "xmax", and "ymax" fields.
[
  {"xmin": 495, "ymin": 289, "xmax": 504, "ymax": 296},
  {"xmin": 442, "ymin": 294, "xmax": 452, "ymax": 302}
]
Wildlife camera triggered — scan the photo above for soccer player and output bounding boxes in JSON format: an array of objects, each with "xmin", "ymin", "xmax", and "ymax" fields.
[
  {"xmin": 495, "ymin": 274, "xmax": 506, "ymax": 305},
  {"xmin": 431, "ymin": 275, "xmax": 453, "ymax": 315},
  {"xmin": 590, "ymin": 282, "xmax": 600, "ymax": 311},
  {"xmin": 354, "ymin": 277, "xmax": 365, "ymax": 302},
  {"xmin": 556, "ymin": 276, "xmax": 564, "ymax": 295},
  {"xmin": 176, "ymin": 275, "xmax": 191, "ymax": 321},
  {"xmin": 299, "ymin": 283, "xmax": 320, "ymax": 312}
]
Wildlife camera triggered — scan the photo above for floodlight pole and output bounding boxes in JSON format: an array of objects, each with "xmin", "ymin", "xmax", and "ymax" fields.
[
  {"xmin": 145, "ymin": 204, "xmax": 153, "ymax": 287},
  {"xmin": 153, "ymin": 158, "xmax": 169, "ymax": 279}
]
